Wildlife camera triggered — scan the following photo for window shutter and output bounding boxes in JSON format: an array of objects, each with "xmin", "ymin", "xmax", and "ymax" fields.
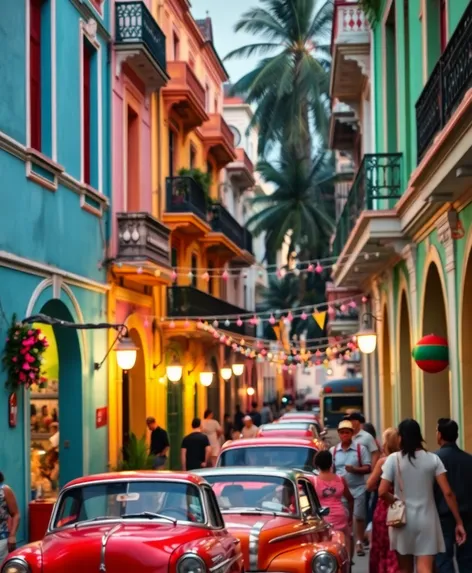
[{"xmin": 30, "ymin": 0, "xmax": 42, "ymax": 150}]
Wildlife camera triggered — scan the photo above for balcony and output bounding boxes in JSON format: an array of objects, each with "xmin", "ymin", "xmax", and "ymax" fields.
[
  {"xmin": 114, "ymin": 212, "xmax": 172, "ymax": 285},
  {"xmin": 163, "ymin": 176, "xmax": 211, "ymax": 235},
  {"xmin": 199, "ymin": 114, "xmax": 236, "ymax": 168},
  {"xmin": 330, "ymin": 1, "xmax": 370, "ymax": 104},
  {"xmin": 327, "ymin": 308, "xmax": 359, "ymax": 336},
  {"xmin": 331, "ymin": 153, "xmax": 404, "ymax": 288},
  {"xmin": 329, "ymin": 101, "xmax": 358, "ymax": 152},
  {"xmin": 163, "ymin": 62, "xmax": 208, "ymax": 131},
  {"xmin": 167, "ymin": 286, "xmax": 255, "ymax": 337},
  {"xmin": 226, "ymin": 148, "xmax": 255, "ymax": 188},
  {"xmin": 115, "ymin": 1, "xmax": 168, "ymax": 90},
  {"xmin": 416, "ymin": 2, "xmax": 472, "ymax": 163}
]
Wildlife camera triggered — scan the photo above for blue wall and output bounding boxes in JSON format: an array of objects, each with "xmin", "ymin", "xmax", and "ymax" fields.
[{"xmin": 0, "ymin": 0, "xmax": 111, "ymax": 543}]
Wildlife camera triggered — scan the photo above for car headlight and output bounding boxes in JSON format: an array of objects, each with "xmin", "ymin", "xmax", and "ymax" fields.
[
  {"xmin": 312, "ymin": 551, "xmax": 337, "ymax": 573},
  {"xmin": 177, "ymin": 554, "xmax": 207, "ymax": 573},
  {"xmin": 2, "ymin": 558, "xmax": 30, "ymax": 573}
]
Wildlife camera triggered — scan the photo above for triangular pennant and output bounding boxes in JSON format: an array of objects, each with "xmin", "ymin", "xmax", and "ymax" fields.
[{"xmin": 312, "ymin": 311, "xmax": 327, "ymax": 330}]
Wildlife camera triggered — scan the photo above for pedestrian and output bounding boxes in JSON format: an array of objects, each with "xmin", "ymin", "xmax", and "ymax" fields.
[
  {"xmin": 201, "ymin": 409, "xmax": 223, "ymax": 466},
  {"xmin": 180, "ymin": 418, "xmax": 211, "ymax": 471},
  {"xmin": 223, "ymin": 413, "xmax": 234, "ymax": 441},
  {"xmin": 434, "ymin": 418, "xmax": 472, "ymax": 573},
  {"xmin": 314, "ymin": 450, "xmax": 354, "ymax": 559},
  {"xmin": 367, "ymin": 427, "xmax": 401, "ymax": 573},
  {"xmin": 241, "ymin": 415, "xmax": 258, "ymax": 439},
  {"xmin": 0, "ymin": 472, "xmax": 20, "ymax": 563},
  {"xmin": 146, "ymin": 416, "xmax": 169, "ymax": 469},
  {"xmin": 363, "ymin": 421, "xmax": 382, "ymax": 548},
  {"xmin": 234, "ymin": 405, "xmax": 244, "ymax": 432},
  {"xmin": 261, "ymin": 401, "xmax": 273, "ymax": 425},
  {"xmin": 379, "ymin": 418, "xmax": 466, "ymax": 573},
  {"xmin": 330, "ymin": 420, "xmax": 371, "ymax": 558},
  {"xmin": 249, "ymin": 401, "xmax": 262, "ymax": 426},
  {"xmin": 231, "ymin": 429, "xmax": 241, "ymax": 440}
]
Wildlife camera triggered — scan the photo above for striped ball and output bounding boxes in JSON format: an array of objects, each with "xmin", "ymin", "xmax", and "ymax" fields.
[{"xmin": 411, "ymin": 334, "xmax": 449, "ymax": 373}]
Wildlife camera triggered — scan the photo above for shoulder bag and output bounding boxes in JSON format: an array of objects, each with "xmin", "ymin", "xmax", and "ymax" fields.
[{"xmin": 386, "ymin": 453, "xmax": 407, "ymax": 528}]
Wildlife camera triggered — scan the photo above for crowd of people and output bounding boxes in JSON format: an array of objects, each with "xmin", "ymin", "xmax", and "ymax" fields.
[{"xmin": 313, "ymin": 414, "xmax": 472, "ymax": 573}]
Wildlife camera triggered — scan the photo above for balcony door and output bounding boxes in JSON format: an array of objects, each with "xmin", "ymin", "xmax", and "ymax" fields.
[
  {"xmin": 167, "ymin": 379, "xmax": 183, "ymax": 469},
  {"xmin": 127, "ymin": 105, "xmax": 140, "ymax": 211}
]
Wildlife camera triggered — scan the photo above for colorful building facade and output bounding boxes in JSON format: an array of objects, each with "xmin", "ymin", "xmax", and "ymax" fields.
[
  {"xmin": 329, "ymin": 0, "xmax": 472, "ymax": 448},
  {"xmin": 0, "ymin": 0, "xmax": 111, "ymax": 541}
]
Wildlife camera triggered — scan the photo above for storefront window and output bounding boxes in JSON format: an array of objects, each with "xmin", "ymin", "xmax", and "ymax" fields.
[{"xmin": 30, "ymin": 323, "xmax": 60, "ymax": 500}]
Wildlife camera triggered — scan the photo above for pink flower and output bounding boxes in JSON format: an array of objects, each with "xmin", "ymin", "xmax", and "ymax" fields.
[
  {"xmin": 11, "ymin": 357, "xmax": 17, "ymax": 363},
  {"xmin": 22, "ymin": 362, "xmax": 30, "ymax": 371},
  {"xmin": 27, "ymin": 330, "xmax": 33, "ymax": 335},
  {"xmin": 19, "ymin": 372, "xmax": 26, "ymax": 382},
  {"xmin": 29, "ymin": 371, "xmax": 36, "ymax": 379},
  {"xmin": 25, "ymin": 354, "xmax": 35, "ymax": 363}
]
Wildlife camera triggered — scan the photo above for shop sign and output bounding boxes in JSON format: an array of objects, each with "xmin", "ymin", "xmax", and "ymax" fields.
[{"xmin": 95, "ymin": 407, "xmax": 108, "ymax": 428}]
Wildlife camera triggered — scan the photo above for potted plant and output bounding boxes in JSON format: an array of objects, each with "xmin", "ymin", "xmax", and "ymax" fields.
[
  {"xmin": 114, "ymin": 433, "xmax": 155, "ymax": 471},
  {"xmin": 177, "ymin": 167, "xmax": 215, "ymax": 208}
]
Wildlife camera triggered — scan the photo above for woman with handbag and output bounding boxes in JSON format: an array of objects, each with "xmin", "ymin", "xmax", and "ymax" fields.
[
  {"xmin": 366, "ymin": 428, "xmax": 400, "ymax": 573},
  {"xmin": 379, "ymin": 419, "xmax": 466, "ymax": 573}
]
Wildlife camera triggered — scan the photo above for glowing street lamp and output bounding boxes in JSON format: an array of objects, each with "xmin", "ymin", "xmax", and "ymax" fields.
[
  {"xmin": 356, "ymin": 313, "xmax": 379, "ymax": 355},
  {"xmin": 166, "ymin": 357, "xmax": 183, "ymax": 383},
  {"xmin": 115, "ymin": 336, "xmax": 138, "ymax": 370},
  {"xmin": 220, "ymin": 365, "xmax": 232, "ymax": 381},
  {"xmin": 232, "ymin": 362, "xmax": 245, "ymax": 376},
  {"xmin": 200, "ymin": 368, "xmax": 214, "ymax": 387},
  {"xmin": 246, "ymin": 386, "xmax": 255, "ymax": 396}
]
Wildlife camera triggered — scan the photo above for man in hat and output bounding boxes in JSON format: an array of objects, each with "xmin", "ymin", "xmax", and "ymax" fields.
[
  {"xmin": 241, "ymin": 415, "xmax": 258, "ymax": 439},
  {"xmin": 330, "ymin": 420, "xmax": 371, "ymax": 558},
  {"xmin": 344, "ymin": 412, "xmax": 381, "ymax": 468}
]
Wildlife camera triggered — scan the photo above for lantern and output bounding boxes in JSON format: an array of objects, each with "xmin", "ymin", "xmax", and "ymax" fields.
[{"xmin": 412, "ymin": 334, "xmax": 449, "ymax": 373}]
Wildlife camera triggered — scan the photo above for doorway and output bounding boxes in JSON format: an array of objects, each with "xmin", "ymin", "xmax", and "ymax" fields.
[{"xmin": 398, "ymin": 292, "xmax": 414, "ymax": 419}]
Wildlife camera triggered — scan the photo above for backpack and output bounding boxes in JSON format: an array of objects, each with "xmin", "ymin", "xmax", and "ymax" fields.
[{"xmin": 332, "ymin": 443, "xmax": 362, "ymax": 473}]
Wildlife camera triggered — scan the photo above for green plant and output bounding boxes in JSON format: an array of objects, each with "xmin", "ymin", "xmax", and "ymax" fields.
[
  {"xmin": 178, "ymin": 168, "xmax": 211, "ymax": 195},
  {"xmin": 114, "ymin": 433, "xmax": 154, "ymax": 471}
]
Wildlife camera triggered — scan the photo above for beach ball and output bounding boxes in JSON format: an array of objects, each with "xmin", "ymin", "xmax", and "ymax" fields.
[{"xmin": 411, "ymin": 334, "xmax": 449, "ymax": 373}]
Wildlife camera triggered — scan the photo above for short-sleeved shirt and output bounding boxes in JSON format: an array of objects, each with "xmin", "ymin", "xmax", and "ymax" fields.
[
  {"xmin": 241, "ymin": 424, "xmax": 258, "ymax": 439},
  {"xmin": 181, "ymin": 432, "xmax": 210, "ymax": 470},
  {"xmin": 150, "ymin": 427, "xmax": 170, "ymax": 456},
  {"xmin": 330, "ymin": 442, "xmax": 371, "ymax": 498},
  {"xmin": 202, "ymin": 419, "xmax": 222, "ymax": 455},
  {"xmin": 352, "ymin": 429, "xmax": 379, "ymax": 454}
]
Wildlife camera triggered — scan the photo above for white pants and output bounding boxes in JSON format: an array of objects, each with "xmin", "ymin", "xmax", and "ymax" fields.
[{"xmin": 0, "ymin": 539, "xmax": 8, "ymax": 565}]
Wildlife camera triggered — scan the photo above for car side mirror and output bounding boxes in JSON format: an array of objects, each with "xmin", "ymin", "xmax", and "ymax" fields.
[{"xmin": 319, "ymin": 506, "xmax": 330, "ymax": 518}]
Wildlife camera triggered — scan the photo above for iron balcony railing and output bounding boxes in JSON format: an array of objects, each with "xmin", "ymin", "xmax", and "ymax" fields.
[
  {"xmin": 416, "ymin": 1, "xmax": 472, "ymax": 161},
  {"xmin": 166, "ymin": 176, "xmax": 208, "ymax": 223},
  {"xmin": 332, "ymin": 153, "xmax": 403, "ymax": 257},
  {"xmin": 210, "ymin": 203, "xmax": 254, "ymax": 253},
  {"xmin": 115, "ymin": 1, "xmax": 166, "ymax": 73},
  {"xmin": 167, "ymin": 286, "xmax": 255, "ymax": 336}
]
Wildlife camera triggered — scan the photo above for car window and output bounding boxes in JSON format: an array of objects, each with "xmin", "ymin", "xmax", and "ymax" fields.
[
  {"xmin": 299, "ymin": 479, "xmax": 322, "ymax": 514},
  {"xmin": 203, "ymin": 485, "xmax": 225, "ymax": 528},
  {"xmin": 219, "ymin": 446, "xmax": 315, "ymax": 470},
  {"xmin": 53, "ymin": 481, "xmax": 205, "ymax": 528}
]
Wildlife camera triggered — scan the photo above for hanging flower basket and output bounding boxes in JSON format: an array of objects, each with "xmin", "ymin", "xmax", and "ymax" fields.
[{"xmin": 2, "ymin": 314, "xmax": 49, "ymax": 392}]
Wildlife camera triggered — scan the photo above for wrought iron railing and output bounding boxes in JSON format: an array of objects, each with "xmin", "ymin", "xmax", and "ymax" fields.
[
  {"xmin": 167, "ymin": 286, "xmax": 255, "ymax": 336},
  {"xmin": 332, "ymin": 153, "xmax": 403, "ymax": 257},
  {"xmin": 165, "ymin": 177, "xmax": 208, "ymax": 223},
  {"xmin": 115, "ymin": 1, "xmax": 167, "ymax": 73},
  {"xmin": 210, "ymin": 203, "xmax": 253, "ymax": 253},
  {"xmin": 416, "ymin": 2, "xmax": 472, "ymax": 161}
]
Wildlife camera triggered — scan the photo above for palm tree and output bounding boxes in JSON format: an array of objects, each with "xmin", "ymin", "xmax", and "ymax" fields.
[
  {"xmin": 225, "ymin": 0, "xmax": 332, "ymax": 155},
  {"xmin": 246, "ymin": 147, "xmax": 335, "ymax": 262}
]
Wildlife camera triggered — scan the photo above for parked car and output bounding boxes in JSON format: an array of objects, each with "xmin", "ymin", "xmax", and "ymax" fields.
[
  {"xmin": 3, "ymin": 471, "xmax": 243, "ymax": 573},
  {"xmin": 193, "ymin": 467, "xmax": 350, "ymax": 573},
  {"xmin": 217, "ymin": 436, "xmax": 322, "ymax": 472},
  {"xmin": 257, "ymin": 421, "xmax": 323, "ymax": 442}
]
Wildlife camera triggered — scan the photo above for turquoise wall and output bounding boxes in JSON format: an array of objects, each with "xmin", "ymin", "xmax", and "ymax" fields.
[{"xmin": 0, "ymin": 0, "xmax": 111, "ymax": 543}]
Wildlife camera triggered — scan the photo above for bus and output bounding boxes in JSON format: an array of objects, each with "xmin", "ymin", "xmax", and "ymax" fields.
[{"xmin": 319, "ymin": 378, "xmax": 363, "ymax": 438}]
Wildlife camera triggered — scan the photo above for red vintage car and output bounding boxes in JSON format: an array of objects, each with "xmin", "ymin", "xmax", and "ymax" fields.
[
  {"xmin": 193, "ymin": 467, "xmax": 350, "ymax": 573},
  {"xmin": 257, "ymin": 421, "xmax": 323, "ymax": 443},
  {"xmin": 3, "ymin": 471, "xmax": 244, "ymax": 573},
  {"xmin": 217, "ymin": 436, "xmax": 323, "ymax": 471}
]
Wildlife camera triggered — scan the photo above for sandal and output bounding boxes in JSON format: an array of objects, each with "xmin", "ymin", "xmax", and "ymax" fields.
[{"xmin": 356, "ymin": 541, "xmax": 366, "ymax": 556}]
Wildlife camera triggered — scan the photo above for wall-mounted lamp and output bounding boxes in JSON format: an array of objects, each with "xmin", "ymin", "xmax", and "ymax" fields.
[
  {"xmin": 246, "ymin": 386, "xmax": 255, "ymax": 396},
  {"xmin": 114, "ymin": 336, "xmax": 138, "ymax": 370},
  {"xmin": 356, "ymin": 312, "xmax": 379, "ymax": 355},
  {"xmin": 199, "ymin": 366, "xmax": 214, "ymax": 387},
  {"xmin": 232, "ymin": 362, "xmax": 245, "ymax": 377},
  {"xmin": 220, "ymin": 364, "xmax": 232, "ymax": 381},
  {"xmin": 166, "ymin": 355, "xmax": 183, "ymax": 383}
]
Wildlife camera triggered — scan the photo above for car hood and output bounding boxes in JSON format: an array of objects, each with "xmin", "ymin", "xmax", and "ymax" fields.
[
  {"xmin": 222, "ymin": 513, "xmax": 316, "ymax": 571},
  {"xmin": 41, "ymin": 522, "xmax": 208, "ymax": 572}
]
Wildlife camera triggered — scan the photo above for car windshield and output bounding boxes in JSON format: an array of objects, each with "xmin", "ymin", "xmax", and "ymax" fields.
[
  {"xmin": 204, "ymin": 474, "xmax": 298, "ymax": 515},
  {"xmin": 262, "ymin": 423, "xmax": 313, "ymax": 432},
  {"xmin": 219, "ymin": 446, "xmax": 315, "ymax": 471},
  {"xmin": 53, "ymin": 481, "xmax": 205, "ymax": 528}
]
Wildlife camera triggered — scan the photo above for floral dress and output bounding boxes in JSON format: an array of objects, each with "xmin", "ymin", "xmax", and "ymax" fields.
[{"xmin": 369, "ymin": 493, "xmax": 400, "ymax": 573}]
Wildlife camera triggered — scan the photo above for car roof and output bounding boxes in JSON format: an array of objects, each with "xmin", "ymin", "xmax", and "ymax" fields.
[
  {"xmin": 221, "ymin": 436, "xmax": 317, "ymax": 450},
  {"xmin": 65, "ymin": 471, "xmax": 207, "ymax": 488},
  {"xmin": 192, "ymin": 466, "xmax": 307, "ymax": 481},
  {"xmin": 260, "ymin": 422, "xmax": 313, "ymax": 430}
]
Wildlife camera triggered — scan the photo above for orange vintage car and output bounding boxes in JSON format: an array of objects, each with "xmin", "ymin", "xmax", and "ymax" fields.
[{"xmin": 194, "ymin": 467, "xmax": 349, "ymax": 573}]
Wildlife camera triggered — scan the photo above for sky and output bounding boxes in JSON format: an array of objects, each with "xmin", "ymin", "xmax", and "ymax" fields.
[{"xmin": 191, "ymin": 0, "xmax": 260, "ymax": 85}]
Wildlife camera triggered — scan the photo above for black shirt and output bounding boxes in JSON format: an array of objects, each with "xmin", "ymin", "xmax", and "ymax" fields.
[
  {"xmin": 150, "ymin": 427, "xmax": 170, "ymax": 456},
  {"xmin": 434, "ymin": 443, "xmax": 472, "ymax": 519},
  {"xmin": 250, "ymin": 410, "xmax": 262, "ymax": 427},
  {"xmin": 181, "ymin": 432, "xmax": 210, "ymax": 470}
]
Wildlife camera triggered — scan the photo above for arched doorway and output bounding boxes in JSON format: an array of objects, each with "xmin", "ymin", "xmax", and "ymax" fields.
[
  {"xmin": 207, "ymin": 356, "xmax": 221, "ymax": 422},
  {"xmin": 461, "ymin": 247, "xmax": 472, "ymax": 450},
  {"xmin": 422, "ymin": 262, "xmax": 450, "ymax": 448},
  {"xmin": 398, "ymin": 292, "xmax": 413, "ymax": 419},
  {"xmin": 123, "ymin": 328, "xmax": 146, "ymax": 444},
  {"xmin": 167, "ymin": 378, "xmax": 183, "ymax": 470},
  {"xmin": 382, "ymin": 306, "xmax": 393, "ymax": 429},
  {"xmin": 30, "ymin": 299, "xmax": 82, "ymax": 494}
]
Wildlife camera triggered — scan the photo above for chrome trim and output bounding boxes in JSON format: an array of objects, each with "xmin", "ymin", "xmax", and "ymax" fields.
[
  {"xmin": 1, "ymin": 558, "xmax": 30, "ymax": 573},
  {"xmin": 209, "ymin": 553, "xmax": 242, "ymax": 573},
  {"xmin": 268, "ymin": 523, "xmax": 327, "ymax": 544},
  {"xmin": 177, "ymin": 553, "xmax": 207, "ymax": 573},
  {"xmin": 248, "ymin": 521, "xmax": 265, "ymax": 571},
  {"xmin": 312, "ymin": 551, "xmax": 338, "ymax": 573},
  {"xmin": 99, "ymin": 524, "xmax": 122, "ymax": 572}
]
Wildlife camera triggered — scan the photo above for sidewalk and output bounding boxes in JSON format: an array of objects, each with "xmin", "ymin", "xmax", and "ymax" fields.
[{"xmin": 352, "ymin": 552, "xmax": 368, "ymax": 573}]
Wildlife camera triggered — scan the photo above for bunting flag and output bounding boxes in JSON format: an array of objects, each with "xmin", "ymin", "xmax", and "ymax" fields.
[{"xmin": 313, "ymin": 311, "xmax": 327, "ymax": 331}]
